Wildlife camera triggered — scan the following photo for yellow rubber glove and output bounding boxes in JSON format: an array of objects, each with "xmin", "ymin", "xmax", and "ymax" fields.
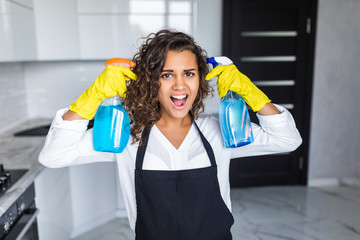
[
  {"xmin": 205, "ymin": 64, "xmax": 271, "ymax": 112},
  {"xmin": 69, "ymin": 65, "xmax": 137, "ymax": 120}
]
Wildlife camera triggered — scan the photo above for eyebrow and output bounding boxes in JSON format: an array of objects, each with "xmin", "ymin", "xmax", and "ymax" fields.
[{"xmin": 161, "ymin": 68, "xmax": 196, "ymax": 72}]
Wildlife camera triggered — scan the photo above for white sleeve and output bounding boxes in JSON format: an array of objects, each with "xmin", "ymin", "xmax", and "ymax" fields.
[
  {"xmin": 230, "ymin": 104, "xmax": 302, "ymax": 159},
  {"xmin": 38, "ymin": 108, "xmax": 116, "ymax": 168}
]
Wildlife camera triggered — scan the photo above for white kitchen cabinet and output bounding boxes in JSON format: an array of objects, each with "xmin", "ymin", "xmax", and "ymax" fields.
[
  {"xmin": 11, "ymin": 1, "xmax": 37, "ymax": 61},
  {"xmin": 69, "ymin": 162, "xmax": 124, "ymax": 238},
  {"xmin": 35, "ymin": 162, "xmax": 124, "ymax": 239},
  {"xmin": 77, "ymin": 0, "xmax": 194, "ymax": 60},
  {"xmin": 77, "ymin": 0, "xmax": 138, "ymax": 60},
  {"xmin": 78, "ymin": 15, "xmax": 163, "ymax": 59},
  {"xmin": 77, "ymin": 0, "xmax": 130, "ymax": 14},
  {"xmin": 35, "ymin": 167, "xmax": 73, "ymax": 240},
  {"xmin": 78, "ymin": 15, "xmax": 131, "ymax": 59},
  {"xmin": 2, "ymin": 0, "xmax": 196, "ymax": 61},
  {"xmin": 0, "ymin": 0, "xmax": 15, "ymax": 61},
  {"xmin": 33, "ymin": 0, "xmax": 80, "ymax": 60},
  {"xmin": 0, "ymin": 0, "xmax": 36, "ymax": 62},
  {"xmin": 11, "ymin": 0, "xmax": 33, "ymax": 8}
]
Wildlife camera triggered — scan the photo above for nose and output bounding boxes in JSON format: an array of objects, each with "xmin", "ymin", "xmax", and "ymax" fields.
[{"xmin": 173, "ymin": 75, "xmax": 185, "ymax": 90}]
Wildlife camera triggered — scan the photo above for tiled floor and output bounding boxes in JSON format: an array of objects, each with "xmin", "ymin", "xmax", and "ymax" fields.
[{"xmin": 72, "ymin": 183, "xmax": 360, "ymax": 240}]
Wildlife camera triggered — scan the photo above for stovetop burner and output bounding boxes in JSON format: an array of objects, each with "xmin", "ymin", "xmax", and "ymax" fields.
[{"xmin": 0, "ymin": 164, "xmax": 28, "ymax": 198}]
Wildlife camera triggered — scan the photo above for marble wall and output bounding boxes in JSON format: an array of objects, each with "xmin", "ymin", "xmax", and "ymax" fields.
[
  {"xmin": 309, "ymin": 0, "xmax": 360, "ymax": 180},
  {"xmin": 24, "ymin": 61, "xmax": 105, "ymax": 119},
  {"xmin": 0, "ymin": 62, "xmax": 28, "ymax": 133}
]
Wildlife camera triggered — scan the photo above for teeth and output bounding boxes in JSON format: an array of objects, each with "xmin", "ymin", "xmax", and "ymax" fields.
[{"xmin": 172, "ymin": 95, "xmax": 186, "ymax": 99}]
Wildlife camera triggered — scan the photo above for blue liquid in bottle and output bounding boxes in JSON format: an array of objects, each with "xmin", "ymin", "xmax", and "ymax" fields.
[
  {"xmin": 93, "ymin": 96, "xmax": 130, "ymax": 153},
  {"xmin": 219, "ymin": 91, "xmax": 254, "ymax": 148}
]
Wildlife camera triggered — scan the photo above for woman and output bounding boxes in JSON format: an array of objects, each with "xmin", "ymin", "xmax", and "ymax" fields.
[{"xmin": 39, "ymin": 29, "xmax": 302, "ymax": 240}]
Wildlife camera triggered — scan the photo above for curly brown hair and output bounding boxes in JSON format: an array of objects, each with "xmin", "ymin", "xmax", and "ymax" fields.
[{"xmin": 123, "ymin": 29, "xmax": 213, "ymax": 145}]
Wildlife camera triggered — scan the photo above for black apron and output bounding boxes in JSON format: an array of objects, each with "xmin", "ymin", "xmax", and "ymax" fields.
[{"xmin": 134, "ymin": 122, "xmax": 234, "ymax": 240}]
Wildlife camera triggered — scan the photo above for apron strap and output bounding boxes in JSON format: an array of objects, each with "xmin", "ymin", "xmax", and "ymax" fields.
[
  {"xmin": 193, "ymin": 121, "xmax": 217, "ymax": 166},
  {"xmin": 135, "ymin": 127, "xmax": 151, "ymax": 170},
  {"xmin": 135, "ymin": 120, "xmax": 217, "ymax": 170}
]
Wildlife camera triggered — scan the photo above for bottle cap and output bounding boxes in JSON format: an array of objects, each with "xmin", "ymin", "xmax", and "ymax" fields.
[{"xmin": 105, "ymin": 58, "xmax": 135, "ymax": 68}]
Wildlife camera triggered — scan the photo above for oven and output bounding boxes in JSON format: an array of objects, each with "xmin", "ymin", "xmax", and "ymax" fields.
[{"xmin": 0, "ymin": 165, "xmax": 39, "ymax": 240}]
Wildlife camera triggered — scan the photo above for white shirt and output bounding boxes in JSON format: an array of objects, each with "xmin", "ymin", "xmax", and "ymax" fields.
[{"xmin": 39, "ymin": 104, "xmax": 302, "ymax": 230}]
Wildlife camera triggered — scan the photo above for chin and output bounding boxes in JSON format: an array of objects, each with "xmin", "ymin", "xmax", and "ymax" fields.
[
  {"xmin": 172, "ymin": 111, "xmax": 190, "ymax": 119},
  {"xmin": 168, "ymin": 107, "xmax": 191, "ymax": 119}
]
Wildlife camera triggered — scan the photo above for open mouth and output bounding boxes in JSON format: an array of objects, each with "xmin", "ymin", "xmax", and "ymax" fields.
[{"xmin": 170, "ymin": 94, "xmax": 188, "ymax": 108}]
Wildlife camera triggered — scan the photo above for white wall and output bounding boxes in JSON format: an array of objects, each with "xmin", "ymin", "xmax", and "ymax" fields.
[{"xmin": 308, "ymin": 0, "xmax": 360, "ymax": 181}]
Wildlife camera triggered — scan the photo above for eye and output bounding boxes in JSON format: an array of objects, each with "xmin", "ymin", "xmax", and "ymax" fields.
[
  {"xmin": 161, "ymin": 73, "xmax": 172, "ymax": 79},
  {"xmin": 185, "ymin": 72, "xmax": 195, "ymax": 77}
]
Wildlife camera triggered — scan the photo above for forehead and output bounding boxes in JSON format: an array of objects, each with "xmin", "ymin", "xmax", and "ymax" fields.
[{"xmin": 163, "ymin": 50, "xmax": 198, "ymax": 68}]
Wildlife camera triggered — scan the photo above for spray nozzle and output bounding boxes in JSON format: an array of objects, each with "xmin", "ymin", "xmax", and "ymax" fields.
[
  {"xmin": 105, "ymin": 58, "xmax": 135, "ymax": 68},
  {"xmin": 206, "ymin": 56, "xmax": 234, "ymax": 69},
  {"xmin": 206, "ymin": 57, "xmax": 219, "ymax": 68}
]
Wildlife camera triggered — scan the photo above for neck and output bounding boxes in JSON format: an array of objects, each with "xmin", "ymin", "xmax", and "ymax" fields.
[{"xmin": 156, "ymin": 113, "xmax": 193, "ymax": 129}]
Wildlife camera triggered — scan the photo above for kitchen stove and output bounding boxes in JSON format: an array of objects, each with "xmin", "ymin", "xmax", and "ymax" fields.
[
  {"xmin": 0, "ymin": 164, "xmax": 38, "ymax": 239},
  {"xmin": 0, "ymin": 164, "xmax": 28, "ymax": 199}
]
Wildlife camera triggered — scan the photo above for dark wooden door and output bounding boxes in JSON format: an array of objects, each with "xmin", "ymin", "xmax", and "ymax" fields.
[{"xmin": 222, "ymin": 0, "xmax": 317, "ymax": 187}]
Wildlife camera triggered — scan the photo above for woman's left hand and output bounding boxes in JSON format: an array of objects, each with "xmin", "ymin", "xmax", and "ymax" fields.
[{"xmin": 205, "ymin": 64, "xmax": 271, "ymax": 112}]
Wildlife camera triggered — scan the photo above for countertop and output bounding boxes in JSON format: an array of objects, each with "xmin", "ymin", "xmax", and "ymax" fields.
[{"xmin": 0, "ymin": 118, "xmax": 51, "ymax": 216}]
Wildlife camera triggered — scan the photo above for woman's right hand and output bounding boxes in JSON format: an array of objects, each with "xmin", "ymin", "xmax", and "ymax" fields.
[{"xmin": 68, "ymin": 65, "xmax": 137, "ymax": 120}]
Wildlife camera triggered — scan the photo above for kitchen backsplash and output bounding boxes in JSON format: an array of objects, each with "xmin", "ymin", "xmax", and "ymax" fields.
[
  {"xmin": 24, "ymin": 61, "xmax": 105, "ymax": 119},
  {"xmin": 0, "ymin": 59, "xmax": 219, "ymax": 134},
  {"xmin": 0, "ymin": 63, "xmax": 28, "ymax": 133},
  {"xmin": 23, "ymin": 60, "xmax": 219, "ymax": 120}
]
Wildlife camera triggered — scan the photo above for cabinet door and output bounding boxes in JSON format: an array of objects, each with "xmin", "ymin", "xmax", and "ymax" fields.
[
  {"xmin": 0, "ymin": 0, "xmax": 15, "ymax": 61},
  {"xmin": 78, "ymin": 15, "xmax": 133, "ymax": 59},
  {"xmin": 0, "ymin": 0, "xmax": 37, "ymax": 61},
  {"xmin": 11, "ymin": 0, "xmax": 33, "ymax": 8},
  {"xmin": 77, "ymin": 0, "xmax": 169, "ymax": 60},
  {"xmin": 11, "ymin": 2, "xmax": 37, "ymax": 61},
  {"xmin": 78, "ymin": 15, "xmax": 165, "ymax": 59},
  {"xmin": 34, "ymin": 0, "xmax": 80, "ymax": 60},
  {"xmin": 35, "ymin": 168, "xmax": 73, "ymax": 240},
  {"xmin": 77, "ymin": 0, "xmax": 129, "ymax": 13},
  {"xmin": 77, "ymin": 0, "xmax": 130, "ymax": 59}
]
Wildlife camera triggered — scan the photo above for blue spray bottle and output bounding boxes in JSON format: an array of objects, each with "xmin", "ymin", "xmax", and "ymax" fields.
[
  {"xmin": 93, "ymin": 58, "xmax": 134, "ymax": 153},
  {"xmin": 207, "ymin": 56, "xmax": 254, "ymax": 148}
]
